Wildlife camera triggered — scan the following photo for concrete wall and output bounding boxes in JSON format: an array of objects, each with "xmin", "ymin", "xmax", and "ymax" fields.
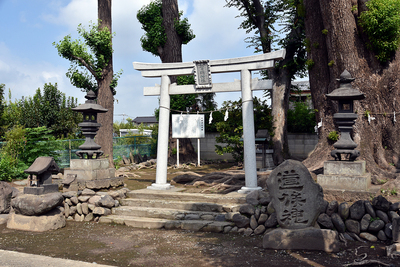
[
  {"xmin": 287, "ymin": 133, "xmax": 318, "ymax": 160},
  {"xmin": 189, "ymin": 132, "xmax": 318, "ymax": 162}
]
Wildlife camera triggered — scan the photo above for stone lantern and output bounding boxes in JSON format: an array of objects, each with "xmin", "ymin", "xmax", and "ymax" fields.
[
  {"xmin": 326, "ymin": 70, "xmax": 365, "ymax": 161},
  {"xmin": 72, "ymin": 90, "xmax": 108, "ymax": 159}
]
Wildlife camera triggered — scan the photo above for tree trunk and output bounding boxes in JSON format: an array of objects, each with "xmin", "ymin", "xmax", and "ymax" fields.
[
  {"xmin": 303, "ymin": 0, "xmax": 400, "ymax": 182},
  {"xmin": 97, "ymin": 0, "xmax": 114, "ymax": 167},
  {"xmin": 160, "ymin": 0, "xmax": 197, "ymax": 165}
]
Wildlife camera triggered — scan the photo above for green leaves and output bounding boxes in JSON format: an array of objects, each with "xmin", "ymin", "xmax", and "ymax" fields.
[
  {"xmin": 53, "ymin": 22, "xmax": 120, "ymax": 94},
  {"xmin": 359, "ymin": 0, "xmax": 400, "ymax": 62}
]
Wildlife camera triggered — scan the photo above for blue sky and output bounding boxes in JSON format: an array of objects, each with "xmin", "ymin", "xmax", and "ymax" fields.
[{"xmin": 0, "ymin": 0, "xmax": 268, "ymax": 122}]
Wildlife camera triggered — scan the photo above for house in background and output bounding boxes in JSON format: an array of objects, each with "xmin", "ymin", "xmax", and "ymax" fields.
[
  {"xmin": 289, "ymin": 81, "xmax": 313, "ymax": 109},
  {"xmin": 132, "ymin": 116, "xmax": 158, "ymax": 127}
]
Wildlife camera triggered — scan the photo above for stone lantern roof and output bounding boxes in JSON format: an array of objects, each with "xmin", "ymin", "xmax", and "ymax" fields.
[
  {"xmin": 326, "ymin": 70, "xmax": 365, "ymax": 101},
  {"xmin": 72, "ymin": 90, "xmax": 108, "ymax": 113}
]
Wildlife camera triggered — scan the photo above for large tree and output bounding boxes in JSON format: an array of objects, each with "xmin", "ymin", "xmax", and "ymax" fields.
[
  {"xmin": 138, "ymin": 0, "xmax": 204, "ymax": 164},
  {"xmin": 302, "ymin": 0, "xmax": 400, "ymax": 182},
  {"xmin": 226, "ymin": 0, "xmax": 307, "ymax": 165},
  {"xmin": 54, "ymin": 0, "xmax": 121, "ymax": 165}
]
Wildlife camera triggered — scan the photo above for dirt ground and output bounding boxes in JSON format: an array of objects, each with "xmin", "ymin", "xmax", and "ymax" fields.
[{"xmin": 2, "ymin": 163, "xmax": 400, "ymax": 267}]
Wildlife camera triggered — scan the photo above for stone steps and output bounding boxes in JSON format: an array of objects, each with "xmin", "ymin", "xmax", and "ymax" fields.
[{"xmin": 99, "ymin": 188, "xmax": 245, "ymax": 232}]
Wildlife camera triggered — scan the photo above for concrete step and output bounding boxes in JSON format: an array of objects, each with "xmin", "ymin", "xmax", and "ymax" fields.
[
  {"xmin": 126, "ymin": 189, "xmax": 246, "ymax": 205},
  {"xmin": 99, "ymin": 215, "xmax": 234, "ymax": 233},
  {"xmin": 112, "ymin": 206, "xmax": 228, "ymax": 221},
  {"xmin": 119, "ymin": 198, "xmax": 241, "ymax": 213}
]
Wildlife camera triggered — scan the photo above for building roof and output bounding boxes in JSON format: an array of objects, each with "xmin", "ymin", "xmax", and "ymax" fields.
[
  {"xmin": 133, "ymin": 116, "xmax": 158, "ymax": 124},
  {"xmin": 24, "ymin": 157, "xmax": 60, "ymax": 175}
]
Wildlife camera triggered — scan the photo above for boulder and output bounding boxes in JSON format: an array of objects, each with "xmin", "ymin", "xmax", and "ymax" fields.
[
  {"xmin": 393, "ymin": 217, "xmax": 400, "ymax": 243},
  {"xmin": 360, "ymin": 232, "xmax": 378, "ymax": 242},
  {"xmin": 331, "ymin": 213, "xmax": 346, "ymax": 233},
  {"xmin": 264, "ymin": 212, "xmax": 278, "ymax": 228},
  {"xmin": 92, "ymin": 207, "xmax": 111, "ymax": 216},
  {"xmin": 245, "ymin": 190, "xmax": 259, "ymax": 206},
  {"xmin": 239, "ymin": 204, "xmax": 255, "ymax": 216},
  {"xmin": 360, "ymin": 214, "xmax": 371, "ymax": 232},
  {"xmin": 254, "ymin": 225, "xmax": 266, "ymax": 235},
  {"xmin": 326, "ymin": 201, "xmax": 338, "ymax": 216},
  {"xmin": 0, "ymin": 182, "xmax": 15, "ymax": 214},
  {"xmin": 345, "ymin": 219, "xmax": 360, "ymax": 235},
  {"xmin": 232, "ymin": 213, "xmax": 250, "ymax": 228},
  {"xmin": 385, "ymin": 223, "xmax": 393, "ymax": 239},
  {"xmin": 338, "ymin": 202, "xmax": 349, "ymax": 220},
  {"xmin": 250, "ymin": 215, "xmax": 258, "ymax": 230},
  {"xmin": 7, "ymin": 208, "xmax": 65, "ymax": 232},
  {"xmin": 11, "ymin": 192, "xmax": 63, "ymax": 216},
  {"xmin": 372, "ymin": 195, "xmax": 390, "ymax": 211},
  {"xmin": 364, "ymin": 201, "xmax": 376, "ymax": 218},
  {"xmin": 349, "ymin": 200, "xmax": 365, "ymax": 220},
  {"xmin": 317, "ymin": 213, "xmax": 334, "ymax": 229},
  {"xmin": 96, "ymin": 195, "xmax": 115, "ymax": 209},
  {"xmin": 389, "ymin": 202, "xmax": 400, "ymax": 211},
  {"xmin": 376, "ymin": 210, "xmax": 389, "ymax": 224},
  {"xmin": 368, "ymin": 219, "xmax": 385, "ymax": 232}
]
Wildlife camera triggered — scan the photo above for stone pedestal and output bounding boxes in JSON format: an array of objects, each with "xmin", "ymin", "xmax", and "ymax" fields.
[
  {"xmin": 317, "ymin": 161, "xmax": 371, "ymax": 191},
  {"xmin": 7, "ymin": 208, "xmax": 66, "ymax": 232},
  {"xmin": 63, "ymin": 159, "xmax": 122, "ymax": 191},
  {"xmin": 23, "ymin": 184, "xmax": 59, "ymax": 195}
]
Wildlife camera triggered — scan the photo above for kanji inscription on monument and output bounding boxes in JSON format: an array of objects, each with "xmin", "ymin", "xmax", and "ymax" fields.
[
  {"xmin": 194, "ymin": 60, "xmax": 212, "ymax": 89},
  {"xmin": 267, "ymin": 160, "xmax": 325, "ymax": 229}
]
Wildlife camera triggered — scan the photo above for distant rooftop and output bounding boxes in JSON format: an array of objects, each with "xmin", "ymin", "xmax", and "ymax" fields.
[{"xmin": 132, "ymin": 116, "xmax": 158, "ymax": 124}]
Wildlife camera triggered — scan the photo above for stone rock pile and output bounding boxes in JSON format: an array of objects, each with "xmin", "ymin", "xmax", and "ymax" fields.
[
  {"xmin": 61, "ymin": 188, "xmax": 130, "ymax": 222},
  {"xmin": 231, "ymin": 190, "xmax": 400, "ymax": 243}
]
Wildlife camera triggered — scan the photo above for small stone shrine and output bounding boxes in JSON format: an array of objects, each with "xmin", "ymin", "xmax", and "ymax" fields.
[
  {"xmin": 63, "ymin": 90, "xmax": 123, "ymax": 191},
  {"xmin": 317, "ymin": 70, "xmax": 372, "ymax": 192},
  {"xmin": 24, "ymin": 156, "xmax": 60, "ymax": 195},
  {"xmin": 263, "ymin": 160, "xmax": 339, "ymax": 252}
]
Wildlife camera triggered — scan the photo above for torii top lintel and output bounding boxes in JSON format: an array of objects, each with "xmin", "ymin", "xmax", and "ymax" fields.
[{"xmin": 133, "ymin": 49, "xmax": 286, "ymax": 78}]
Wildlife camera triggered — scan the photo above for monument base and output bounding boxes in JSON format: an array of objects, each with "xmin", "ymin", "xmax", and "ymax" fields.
[
  {"xmin": 147, "ymin": 183, "xmax": 174, "ymax": 190},
  {"xmin": 7, "ymin": 208, "xmax": 66, "ymax": 232},
  {"xmin": 23, "ymin": 184, "xmax": 59, "ymax": 195},
  {"xmin": 238, "ymin": 186, "xmax": 262, "ymax": 194},
  {"xmin": 263, "ymin": 228, "xmax": 340, "ymax": 252},
  {"xmin": 317, "ymin": 160, "xmax": 371, "ymax": 191}
]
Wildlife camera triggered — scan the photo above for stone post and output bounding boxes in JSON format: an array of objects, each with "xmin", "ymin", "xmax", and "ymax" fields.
[
  {"xmin": 149, "ymin": 75, "xmax": 172, "ymax": 190},
  {"xmin": 238, "ymin": 69, "xmax": 261, "ymax": 193}
]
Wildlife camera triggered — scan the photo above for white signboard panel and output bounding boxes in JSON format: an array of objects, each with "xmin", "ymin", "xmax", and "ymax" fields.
[{"xmin": 172, "ymin": 114, "xmax": 205, "ymax": 138}]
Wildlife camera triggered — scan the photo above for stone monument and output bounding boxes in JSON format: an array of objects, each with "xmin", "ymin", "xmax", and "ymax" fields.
[
  {"xmin": 317, "ymin": 70, "xmax": 372, "ymax": 192},
  {"xmin": 63, "ymin": 90, "xmax": 123, "ymax": 191},
  {"xmin": 263, "ymin": 160, "xmax": 339, "ymax": 252}
]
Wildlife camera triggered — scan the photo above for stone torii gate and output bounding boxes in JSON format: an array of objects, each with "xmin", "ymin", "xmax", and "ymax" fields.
[{"xmin": 133, "ymin": 49, "xmax": 285, "ymax": 193}]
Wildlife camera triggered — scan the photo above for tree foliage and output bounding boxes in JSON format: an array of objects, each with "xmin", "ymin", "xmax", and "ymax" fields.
[
  {"xmin": 358, "ymin": 0, "xmax": 400, "ymax": 62},
  {"xmin": 215, "ymin": 97, "xmax": 273, "ymax": 162},
  {"xmin": 53, "ymin": 22, "xmax": 122, "ymax": 95},
  {"xmin": 287, "ymin": 100, "xmax": 316, "ymax": 133},
  {"xmin": 137, "ymin": 0, "xmax": 195, "ymax": 57}
]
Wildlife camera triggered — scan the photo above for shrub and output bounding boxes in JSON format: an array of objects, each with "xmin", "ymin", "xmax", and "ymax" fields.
[{"xmin": 287, "ymin": 101, "xmax": 316, "ymax": 133}]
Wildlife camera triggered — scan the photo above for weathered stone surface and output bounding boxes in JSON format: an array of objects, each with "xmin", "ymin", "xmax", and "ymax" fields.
[
  {"xmin": 372, "ymin": 195, "xmax": 390, "ymax": 211},
  {"xmin": 223, "ymin": 226, "xmax": 232, "ymax": 233},
  {"xmin": 232, "ymin": 213, "xmax": 250, "ymax": 228},
  {"xmin": 377, "ymin": 230, "xmax": 387, "ymax": 241},
  {"xmin": 338, "ymin": 202, "xmax": 349, "ymax": 220},
  {"xmin": 84, "ymin": 212, "xmax": 94, "ymax": 221},
  {"xmin": 331, "ymin": 213, "xmax": 346, "ymax": 233},
  {"xmin": 64, "ymin": 203, "xmax": 70, "ymax": 218},
  {"xmin": 254, "ymin": 225, "xmax": 266, "ymax": 235},
  {"xmin": 11, "ymin": 192, "xmax": 63, "ymax": 216},
  {"xmin": 215, "ymin": 214, "xmax": 225, "ymax": 221},
  {"xmin": 393, "ymin": 217, "xmax": 400, "ymax": 243},
  {"xmin": 65, "ymin": 198, "xmax": 72, "ymax": 206},
  {"xmin": 74, "ymin": 213, "xmax": 84, "ymax": 222},
  {"xmin": 360, "ymin": 232, "xmax": 378, "ymax": 242},
  {"xmin": 349, "ymin": 200, "xmax": 365, "ymax": 220},
  {"xmin": 389, "ymin": 211, "xmax": 399, "ymax": 221},
  {"xmin": 250, "ymin": 215, "xmax": 258, "ymax": 230},
  {"xmin": 78, "ymin": 196, "xmax": 90, "ymax": 203},
  {"xmin": 385, "ymin": 223, "xmax": 393, "ymax": 239},
  {"xmin": 93, "ymin": 207, "xmax": 111, "ymax": 216},
  {"xmin": 317, "ymin": 213, "xmax": 333, "ymax": 229},
  {"xmin": 390, "ymin": 202, "xmax": 400, "ymax": 211},
  {"xmin": 264, "ymin": 212, "xmax": 278, "ymax": 228},
  {"xmin": 96, "ymin": 195, "xmax": 115, "ymax": 208},
  {"xmin": 70, "ymin": 196, "xmax": 79, "ymax": 205},
  {"xmin": 186, "ymin": 214, "xmax": 200, "ymax": 220},
  {"xmin": 88, "ymin": 195, "xmax": 101, "ymax": 204},
  {"xmin": 81, "ymin": 188, "xmax": 96, "ymax": 196},
  {"xmin": 258, "ymin": 213, "xmax": 269, "ymax": 225},
  {"xmin": 246, "ymin": 190, "xmax": 259, "ymax": 206},
  {"xmin": 243, "ymin": 227, "xmax": 253, "ymax": 236},
  {"xmin": 345, "ymin": 219, "xmax": 360, "ymax": 235},
  {"xmin": 376, "ymin": 210, "xmax": 389, "ymax": 224},
  {"xmin": 368, "ymin": 220, "xmax": 385, "ymax": 232},
  {"xmin": 62, "ymin": 191, "xmax": 77, "ymax": 199},
  {"xmin": 326, "ymin": 201, "xmax": 338, "ymax": 216},
  {"xmin": 88, "ymin": 204, "xmax": 95, "ymax": 211},
  {"xmin": 7, "ymin": 208, "xmax": 66, "ymax": 232},
  {"xmin": 360, "ymin": 214, "xmax": 371, "ymax": 232},
  {"xmin": 263, "ymin": 228, "xmax": 339, "ymax": 252},
  {"xmin": 76, "ymin": 203, "xmax": 82, "ymax": 215},
  {"xmin": 239, "ymin": 204, "xmax": 255, "ymax": 216},
  {"xmin": 0, "ymin": 214, "xmax": 9, "ymax": 224},
  {"xmin": 267, "ymin": 160, "xmax": 325, "ymax": 229},
  {"xmin": 266, "ymin": 202, "xmax": 275, "ymax": 215},
  {"xmin": 81, "ymin": 203, "xmax": 89, "ymax": 215},
  {"xmin": 364, "ymin": 201, "xmax": 376, "ymax": 218},
  {"xmin": 255, "ymin": 208, "xmax": 261, "ymax": 220},
  {"xmin": 0, "ymin": 182, "xmax": 14, "ymax": 214}
]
